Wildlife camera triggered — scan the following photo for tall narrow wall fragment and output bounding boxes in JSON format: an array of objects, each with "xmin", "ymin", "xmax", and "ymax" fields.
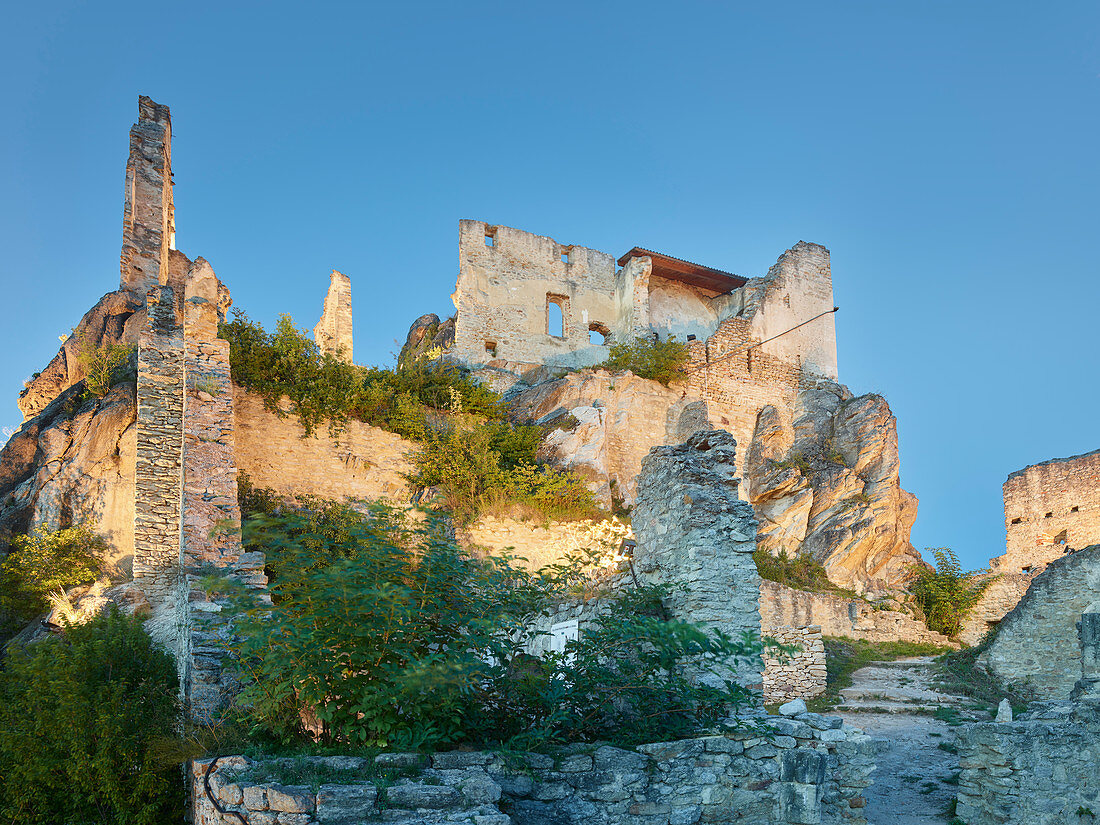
[
  {"xmin": 313, "ymin": 270, "xmax": 353, "ymax": 362},
  {"xmin": 120, "ymin": 96, "xmax": 174, "ymax": 296}
]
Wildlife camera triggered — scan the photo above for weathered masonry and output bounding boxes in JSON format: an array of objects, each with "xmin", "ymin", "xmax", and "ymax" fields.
[{"xmin": 961, "ymin": 448, "xmax": 1100, "ymax": 644}]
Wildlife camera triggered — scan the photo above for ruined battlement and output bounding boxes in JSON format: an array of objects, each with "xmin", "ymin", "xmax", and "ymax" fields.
[
  {"xmin": 121, "ymin": 95, "xmax": 174, "ymax": 296},
  {"xmin": 998, "ymin": 448, "xmax": 1100, "ymax": 572}
]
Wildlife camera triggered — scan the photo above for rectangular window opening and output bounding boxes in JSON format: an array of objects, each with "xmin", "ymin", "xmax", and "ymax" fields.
[
  {"xmin": 561, "ymin": 250, "xmax": 570, "ymax": 264},
  {"xmin": 1010, "ymin": 517, "xmax": 1022, "ymax": 525},
  {"xmin": 484, "ymin": 341, "xmax": 498, "ymax": 358},
  {"xmin": 1045, "ymin": 512, "xmax": 1054, "ymax": 518},
  {"xmin": 485, "ymin": 233, "xmax": 495, "ymax": 247},
  {"xmin": 1072, "ymin": 506, "xmax": 1080, "ymax": 513}
]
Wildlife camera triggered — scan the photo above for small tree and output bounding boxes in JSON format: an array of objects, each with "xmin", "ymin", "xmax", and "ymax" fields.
[
  {"xmin": 75, "ymin": 331, "xmax": 135, "ymax": 399},
  {"xmin": 0, "ymin": 609, "xmax": 183, "ymax": 824},
  {"xmin": 598, "ymin": 337, "xmax": 690, "ymax": 386},
  {"xmin": 909, "ymin": 548, "xmax": 993, "ymax": 638}
]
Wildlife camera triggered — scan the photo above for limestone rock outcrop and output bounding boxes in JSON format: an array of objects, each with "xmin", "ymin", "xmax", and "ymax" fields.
[
  {"xmin": 745, "ymin": 383, "xmax": 922, "ymax": 594},
  {"xmin": 508, "ymin": 370, "xmax": 706, "ymax": 508},
  {"xmin": 1, "ymin": 381, "xmax": 137, "ymax": 569},
  {"xmin": 398, "ymin": 312, "xmax": 456, "ymax": 366}
]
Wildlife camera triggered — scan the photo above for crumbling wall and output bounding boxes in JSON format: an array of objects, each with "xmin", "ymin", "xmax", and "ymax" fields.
[
  {"xmin": 193, "ymin": 726, "xmax": 876, "ymax": 825},
  {"xmin": 233, "ymin": 389, "xmax": 413, "ymax": 504},
  {"xmin": 1000, "ymin": 449, "xmax": 1100, "ymax": 572},
  {"xmin": 462, "ymin": 516, "xmax": 630, "ymax": 573},
  {"xmin": 983, "ymin": 545, "xmax": 1100, "ymax": 698},
  {"xmin": 632, "ymin": 430, "xmax": 762, "ymax": 686},
  {"xmin": 959, "ymin": 572, "xmax": 1035, "ymax": 646},
  {"xmin": 452, "ymin": 221, "xmax": 623, "ymax": 369},
  {"xmin": 759, "ymin": 581, "xmax": 954, "ymax": 647},
  {"xmin": 120, "ymin": 95, "xmax": 174, "ymax": 296},
  {"xmin": 313, "ymin": 270, "xmax": 353, "ymax": 362}
]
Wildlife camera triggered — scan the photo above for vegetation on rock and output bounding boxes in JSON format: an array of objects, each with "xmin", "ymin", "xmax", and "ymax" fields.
[
  {"xmin": 227, "ymin": 496, "xmax": 762, "ymax": 752},
  {"xmin": 597, "ymin": 336, "xmax": 690, "ymax": 386},
  {"xmin": 909, "ymin": 548, "xmax": 994, "ymax": 638},
  {"xmin": 753, "ymin": 547, "xmax": 860, "ymax": 599},
  {"xmin": 222, "ymin": 311, "xmax": 599, "ymax": 523},
  {"xmin": 75, "ymin": 331, "xmax": 135, "ymax": 402},
  {"xmin": 0, "ymin": 609, "xmax": 183, "ymax": 824},
  {"xmin": 0, "ymin": 524, "xmax": 104, "ymax": 640}
]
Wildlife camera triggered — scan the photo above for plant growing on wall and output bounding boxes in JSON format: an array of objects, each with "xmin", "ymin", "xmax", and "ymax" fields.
[
  {"xmin": 597, "ymin": 336, "xmax": 690, "ymax": 386},
  {"xmin": 909, "ymin": 548, "xmax": 994, "ymax": 638}
]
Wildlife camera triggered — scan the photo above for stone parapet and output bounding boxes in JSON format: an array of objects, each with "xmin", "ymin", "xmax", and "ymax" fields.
[{"xmin": 192, "ymin": 721, "xmax": 875, "ymax": 825}]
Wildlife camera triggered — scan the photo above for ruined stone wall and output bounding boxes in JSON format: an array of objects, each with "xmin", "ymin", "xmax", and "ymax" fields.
[
  {"xmin": 763, "ymin": 625, "xmax": 827, "ymax": 703},
  {"xmin": 999, "ymin": 449, "xmax": 1100, "ymax": 572},
  {"xmin": 233, "ymin": 389, "xmax": 413, "ymax": 504},
  {"xmin": 193, "ymin": 725, "xmax": 876, "ymax": 825},
  {"xmin": 453, "ymin": 221, "xmax": 622, "ymax": 369},
  {"xmin": 959, "ymin": 572, "xmax": 1035, "ymax": 647},
  {"xmin": 983, "ymin": 545, "xmax": 1100, "ymax": 698},
  {"xmin": 120, "ymin": 95, "xmax": 174, "ymax": 297},
  {"xmin": 132, "ymin": 286, "xmax": 185, "ymax": 610},
  {"xmin": 759, "ymin": 581, "xmax": 954, "ymax": 647},
  {"xmin": 632, "ymin": 430, "xmax": 762, "ymax": 687},
  {"xmin": 313, "ymin": 270, "xmax": 353, "ymax": 362},
  {"xmin": 462, "ymin": 516, "xmax": 630, "ymax": 573}
]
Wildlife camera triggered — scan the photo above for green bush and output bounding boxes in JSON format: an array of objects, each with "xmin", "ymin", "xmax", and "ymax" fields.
[
  {"xmin": 909, "ymin": 548, "xmax": 993, "ymax": 638},
  {"xmin": 0, "ymin": 609, "xmax": 183, "ymax": 823},
  {"xmin": 753, "ymin": 547, "xmax": 859, "ymax": 599},
  {"xmin": 407, "ymin": 423, "xmax": 600, "ymax": 524},
  {"xmin": 75, "ymin": 332, "xmax": 135, "ymax": 401},
  {"xmin": 229, "ymin": 501, "xmax": 763, "ymax": 753},
  {"xmin": 0, "ymin": 524, "xmax": 104, "ymax": 639},
  {"xmin": 598, "ymin": 336, "xmax": 690, "ymax": 386}
]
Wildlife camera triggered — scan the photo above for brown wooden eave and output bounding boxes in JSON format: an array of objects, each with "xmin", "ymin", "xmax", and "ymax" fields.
[{"xmin": 617, "ymin": 247, "xmax": 746, "ymax": 293}]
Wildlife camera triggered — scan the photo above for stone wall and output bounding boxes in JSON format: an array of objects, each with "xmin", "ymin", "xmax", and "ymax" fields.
[
  {"xmin": 192, "ymin": 721, "xmax": 876, "ymax": 825},
  {"xmin": 463, "ymin": 516, "xmax": 630, "ymax": 572},
  {"xmin": 1000, "ymin": 448, "xmax": 1100, "ymax": 572},
  {"xmin": 313, "ymin": 270, "xmax": 353, "ymax": 362},
  {"xmin": 958, "ymin": 572, "xmax": 1035, "ymax": 647},
  {"xmin": 763, "ymin": 625, "xmax": 827, "ymax": 704},
  {"xmin": 120, "ymin": 95, "xmax": 174, "ymax": 296},
  {"xmin": 983, "ymin": 545, "xmax": 1100, "ymax": 698},
  {"xmin": 759, "ymin": 581, "xmax": 954, "ymax": 647},
  {"xmin": 632, "ymin": 430, "xmax": 762, "ymax": 687},
  {"xmin": 233, "ymin": 388, "xmax": 414, "ymax": 504}
]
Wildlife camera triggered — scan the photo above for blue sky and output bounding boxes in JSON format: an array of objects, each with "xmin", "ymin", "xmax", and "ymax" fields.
[{"xmin": 1, "ymin": 1, "xmax": 1097, "ymax": 571}]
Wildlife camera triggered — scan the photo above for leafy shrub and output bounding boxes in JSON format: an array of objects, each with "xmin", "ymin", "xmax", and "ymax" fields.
[
  {"xmin": 909, "ymin": 548, "xmax": 994, "ymax": 638},
  {"xmin": 229, "ymin": 501, "xmax": 763, "ymax": 753},
  {"xmin": 0, "ymin": 609, "xmax": 183, "ymax": 823},
  {"xmin": 0, "ymin": 524, "xmax": 104, "ymax": 638},
  {"xmin": 75, "ymin": 332, "xmax": 135, "ymax": 401},
  {"xmin": 753, "ymin": 547, "xmax": 859, "ymax": 599},
  {"xmin": 407, "ymin": 423, "xmax": 600, "ymax": 524},
  {"xmin": 598, "ymin": 337, "xmax": 690, "ymax": 386}
]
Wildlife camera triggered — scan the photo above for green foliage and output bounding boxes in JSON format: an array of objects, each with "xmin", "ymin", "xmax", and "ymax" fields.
[
  {"xmin": 909, "ymin": 548, "xmax": 994, "ymax": 638},
  {"xmin": 75, "ymin": 332, "xmax": 135, "ymax": 401},
  {"xmin": 0, "ymin": 609, "xmax": 183, "ymax": 824},
  {"xmin": 807, "ymin": 636, "xmax": 955, "ymax": 713},
  {"xmin": 753, "ymin": 547, "xmax": 859, "ymax": 599},
  {"xmin": 0, "ymin": 524, "xmax": 104, "ymax": 638},
  {"xmin": 229, "ymin": 501, "xmax": 763, "ymax": 753},
  {"xmin": 770, "ymin": 452, "xmax": 812, "ymax": 475},
  {"xmin": 597, "ymin": 337, "xmax": 690, "ymax": 386},
  {"xmin": 221, "ymin": 310, "xmax": 504, "ymax": 438},
  {"xmin": 407, "ymin": 422, "xmax": 600, "ymax": 525},
  {"xmin": 223, "ymin": 312, "xmax": 593, "ymax": 523}
]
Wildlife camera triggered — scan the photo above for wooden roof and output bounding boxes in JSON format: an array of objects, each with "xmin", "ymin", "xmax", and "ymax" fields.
[{"xmin": 616, "ymin": 247, "xmax": 746, "ymax": 293}]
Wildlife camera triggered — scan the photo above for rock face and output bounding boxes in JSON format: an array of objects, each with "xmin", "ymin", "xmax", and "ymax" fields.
[
  {"xmin": 398, "ymin": 312, "xmax": 456, "ymax": 366},
  {"xmin": 0, "ymin": 381, "xmax": 137, "ymax": 569},
  {"xmin": 745, "ymin": 383, "xmax": 922, "ymax": 594},
  {"xmin": 508, "ymin": 370, "xmax": 706, "ymax": 508}
]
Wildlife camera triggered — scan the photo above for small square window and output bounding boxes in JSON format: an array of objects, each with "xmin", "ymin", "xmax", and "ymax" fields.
[
  {"xmin": 1071, "ymin": 506, "xmax": 1080, "ymax": 513},
  {"xmin": 485, "ymin": 234, "xmax": 495, "ymax": 247},
  {"xmin": 1045, "ymin": 512, "xmax": 1054, "ymax": 519},
  {"xmin": 561, "ymin": 250, "xmax": 570, "ymax": 264},
  {"xmin": 1010, "ymin": 517, "xmax": 1022, "ymax": 525},
  {"xmin": 485, "ymin": 341, "xmax": 498, "ymax": 358}
]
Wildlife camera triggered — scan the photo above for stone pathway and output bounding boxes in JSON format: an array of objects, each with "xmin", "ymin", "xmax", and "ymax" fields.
[{"xmin": 836, "ymin": 657, "xmax": 990, "ymax": 825}]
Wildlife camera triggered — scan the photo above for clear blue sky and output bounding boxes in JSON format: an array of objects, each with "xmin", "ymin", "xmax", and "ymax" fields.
[{"xmin": 2, "ymin": 1, "xmax": 1097, "ymax": 572}]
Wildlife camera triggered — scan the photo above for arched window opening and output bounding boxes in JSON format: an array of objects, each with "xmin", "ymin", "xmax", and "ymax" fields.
[
  {"xmin": 547, "ymin": 295, "xmax": 566, "ymax": 338},
  {"xmin": 588, "ymin": 322, "xmax": 610, "ymax": 346}
]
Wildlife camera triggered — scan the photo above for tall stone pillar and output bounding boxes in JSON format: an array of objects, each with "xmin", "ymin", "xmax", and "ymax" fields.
[
  {"xmin": 632, "ymin": 430, "xmax": 762, "ymax": 688},
  {"xmin": 120, "ymin": 96, "xmax": 174, "ymax": 296},
  {"xmin": 313, "ymin": 270, "xmax": 353, "ymax": 362}
]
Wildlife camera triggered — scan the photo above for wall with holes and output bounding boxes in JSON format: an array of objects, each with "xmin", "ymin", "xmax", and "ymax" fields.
[{"xmin": 999, "ymin": 449, "xmax": 1100, "ymax": 572}]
